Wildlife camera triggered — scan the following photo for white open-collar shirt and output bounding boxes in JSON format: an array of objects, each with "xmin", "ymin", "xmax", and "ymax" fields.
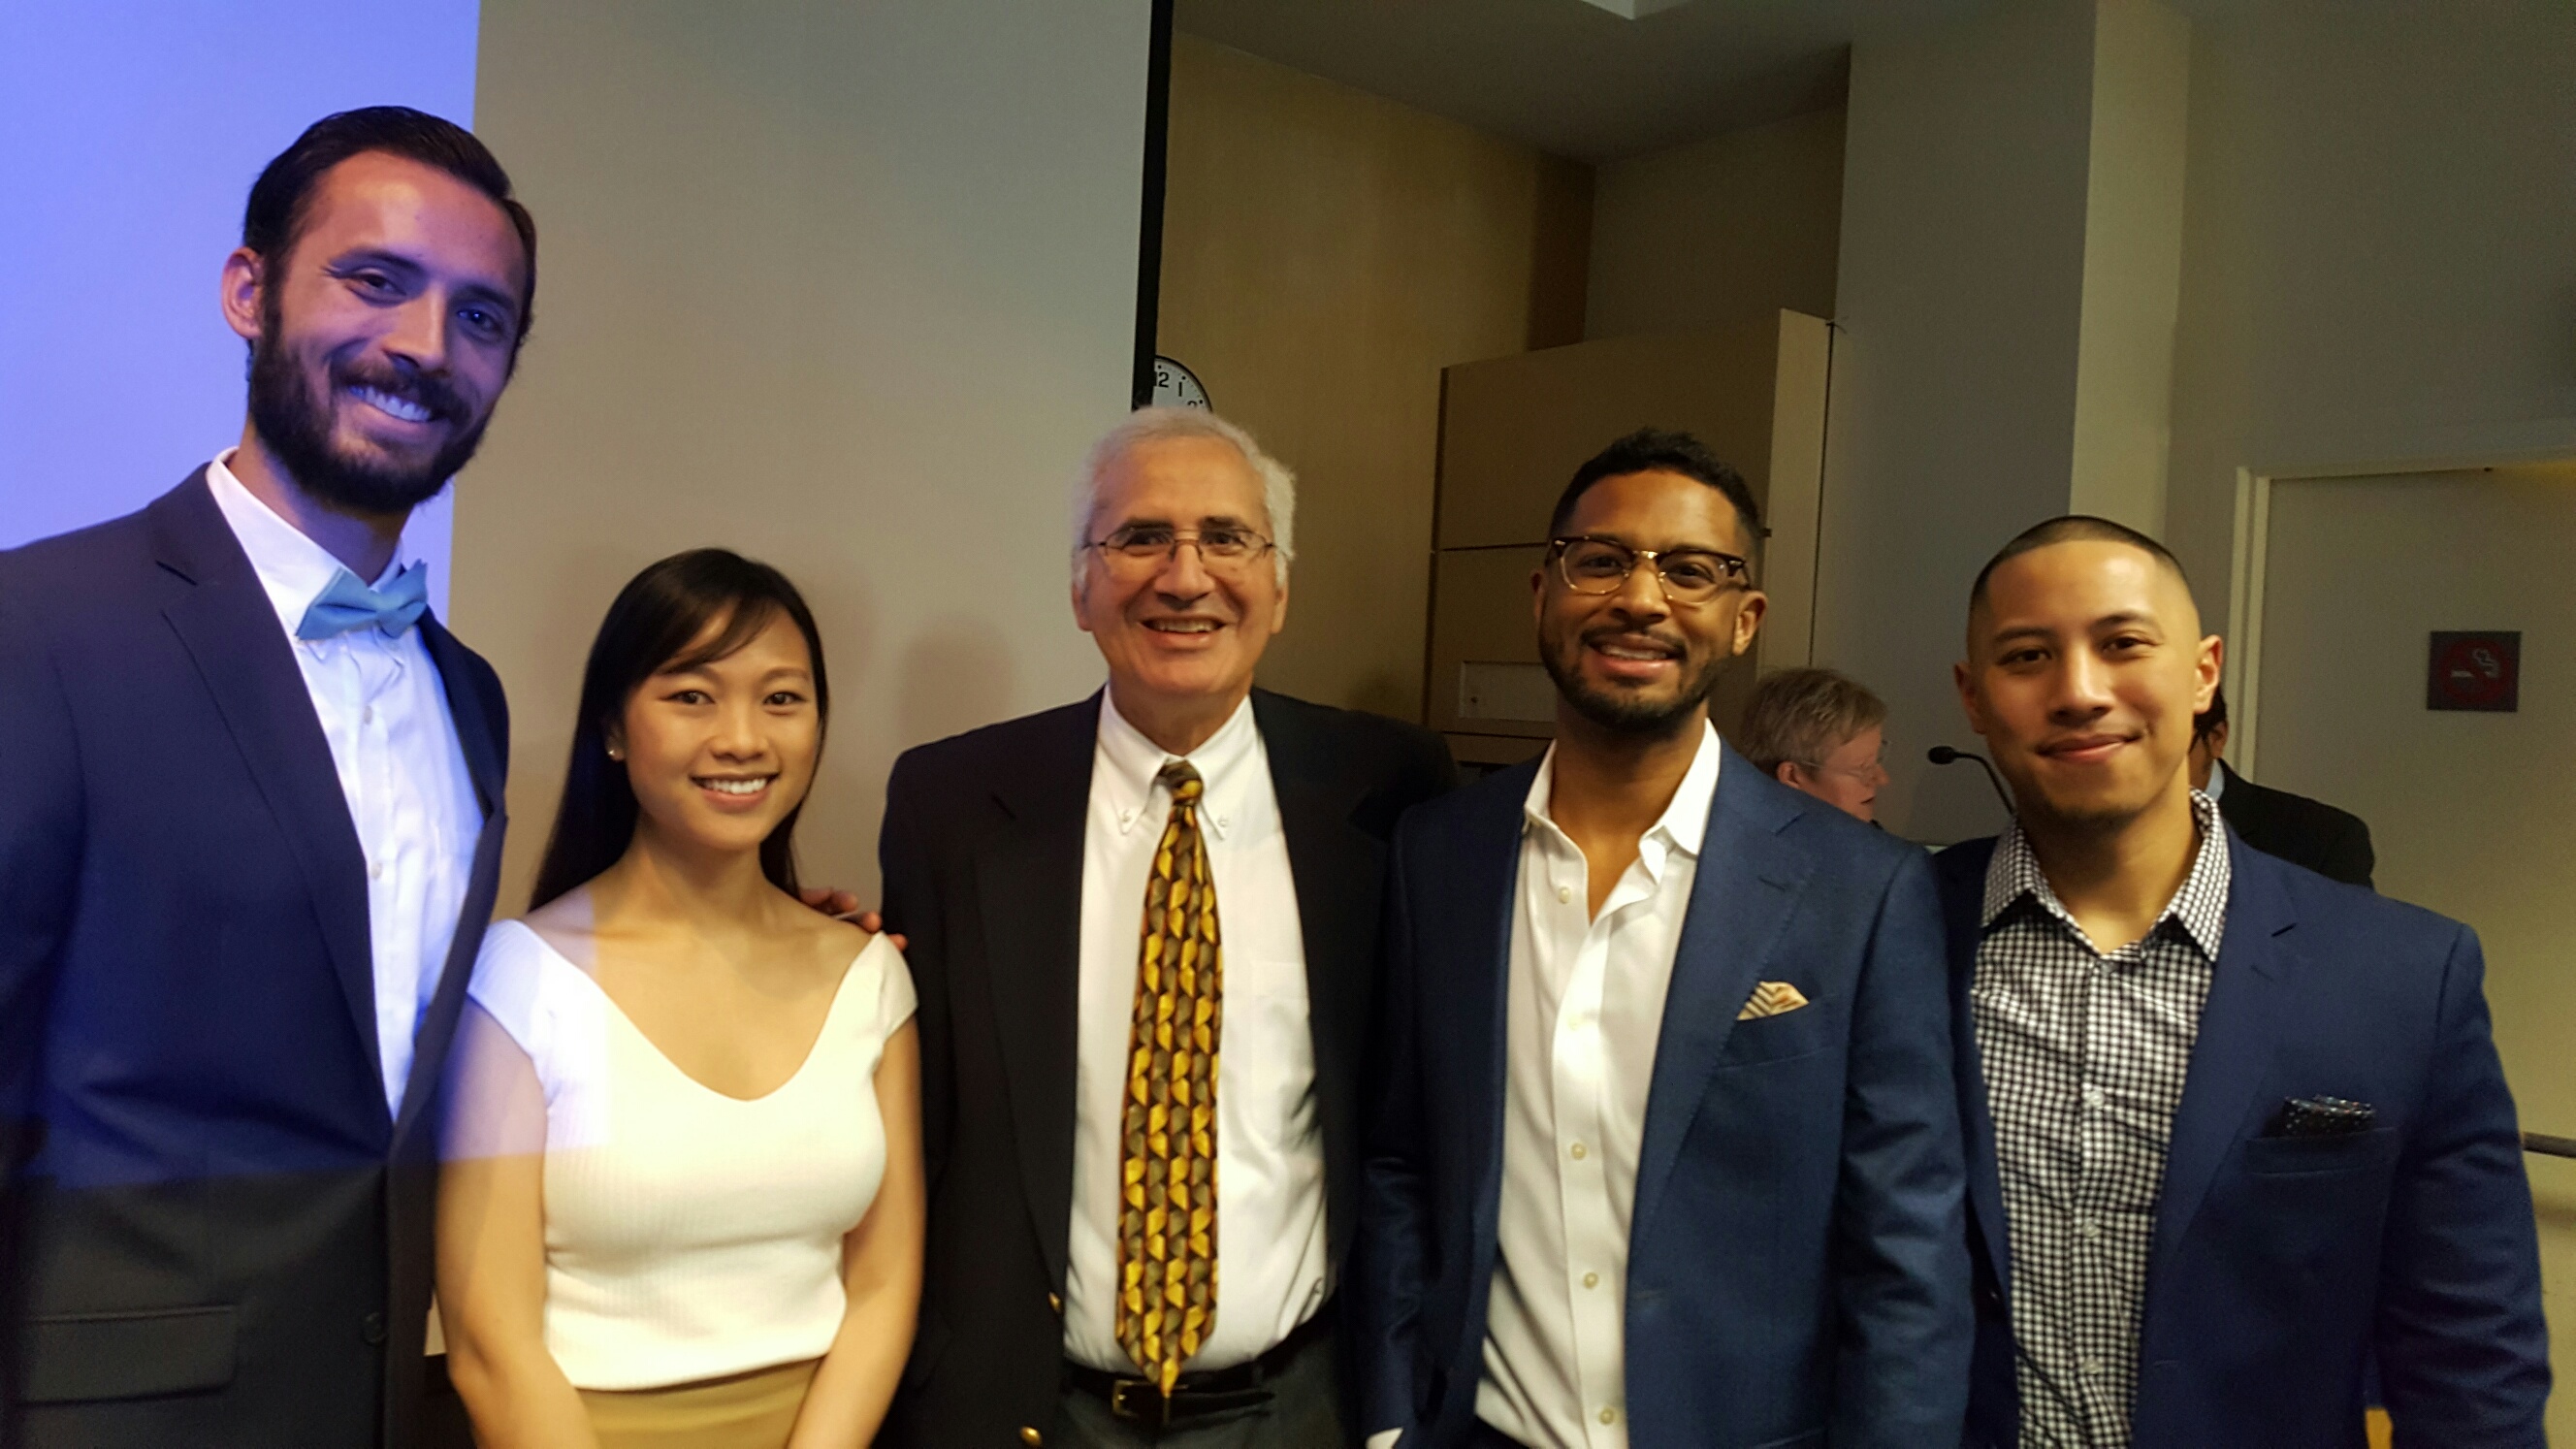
[
  {"xmin": 206, "ymin": 451, "xmax": 483, "ymax": 1111},
  {"xmin": 1063, "ymin": 690, "xmax": 1329, "ymax": 1372},
  {"xmin": 1479, "ymin": 722, "xmax": 1722, "ymax": 1449}
]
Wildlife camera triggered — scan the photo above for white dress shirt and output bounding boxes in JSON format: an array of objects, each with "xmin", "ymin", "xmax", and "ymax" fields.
[
  {"xmin": 206, "ymin": 452, "xmax": 484, "ymax": 1111},
  {"xmin": 1063, "ymin": 691, "xmax": 1330, "ymax": 1372},
  {"xmin": 1478, "ymin": 722, "xmax": 1722, "ymax": 1449}
]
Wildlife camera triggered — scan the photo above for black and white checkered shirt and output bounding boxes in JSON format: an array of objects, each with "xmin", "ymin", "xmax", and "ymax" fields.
[{"xmin": 1974, "ymin": 791, "xmax": 2232, "ymax": 1448}]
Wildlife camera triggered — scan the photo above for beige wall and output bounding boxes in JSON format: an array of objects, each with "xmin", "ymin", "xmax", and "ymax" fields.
[
  {"xmin": 457, "ymin": 0, "xmax": 1151, "ymax": 906},
  {"xmin": 1154, "ymin": 35, "xmax": 1592, "ymax": 721},
  {"xmin": 1584, "ymin": 105, "xmax": 1845, "ymax": 340},
  {"xmin": 2253, "ymin": 466, "xmax": 2576, "ymax": 1440},
  {"xmin": 2164, "ymin": 0, "xmax": 2576, "ymax": 640}
]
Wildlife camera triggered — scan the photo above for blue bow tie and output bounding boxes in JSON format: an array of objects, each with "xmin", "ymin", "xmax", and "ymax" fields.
[{"xmin": 297, "ymin": 564, "xmax": 430, "ymax": 641}]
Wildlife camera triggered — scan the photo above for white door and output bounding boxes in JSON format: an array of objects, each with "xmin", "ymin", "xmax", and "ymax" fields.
[{"xmin": 2252, "ymin": 462, "xmax": 2576, "ymax": 1441}]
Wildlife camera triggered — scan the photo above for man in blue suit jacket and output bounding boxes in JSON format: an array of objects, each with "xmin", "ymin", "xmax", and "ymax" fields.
[
  {"xmin": 1358, "ymin": 431, "xmax": 1970, "ymax": 1449},
  {"xmin": 1942, "ymin": 515, "xmax": 2547, "ymax": 1448},
  {"xmin": 0, "ymin": 110, "xmax": 535, "ymax": 1447}
]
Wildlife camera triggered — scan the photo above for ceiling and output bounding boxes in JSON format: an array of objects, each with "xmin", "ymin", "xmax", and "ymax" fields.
[{"xmin": 1173, "ymin": 0, "xmax": 1994, "ymax": 163}]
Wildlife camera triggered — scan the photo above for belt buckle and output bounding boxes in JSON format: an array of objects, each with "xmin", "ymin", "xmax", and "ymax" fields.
[{"xmin": 1110, "ymin": 1376, "xmax": 1172, "ymax": 1428}]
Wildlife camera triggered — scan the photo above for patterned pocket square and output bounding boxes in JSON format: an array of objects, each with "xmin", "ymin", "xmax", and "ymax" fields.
[{"xmin": 1737, "ymin": 981, "xmax": 1811, "ymax": 1020}]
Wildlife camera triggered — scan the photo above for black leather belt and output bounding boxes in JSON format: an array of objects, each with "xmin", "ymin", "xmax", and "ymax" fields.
[{"xmin": 1063, "ymin": 1306, "xmax": 1332, "ymax": 1428}]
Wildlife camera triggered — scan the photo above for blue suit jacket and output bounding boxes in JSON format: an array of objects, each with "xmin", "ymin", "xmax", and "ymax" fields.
[
  {"xmin": 1935, "ymin": 834, "xmax": 2549, "ymax": 1449},
  {"xmin": 1358, "ymin": 742, "xmax": 1972, "ymax": 1449},
  {"xmin": 0, "ymin": 473, "xmax": 509, "ymax": 1448}
]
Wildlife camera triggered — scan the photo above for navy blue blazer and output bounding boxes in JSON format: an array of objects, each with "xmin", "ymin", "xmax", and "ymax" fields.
[
  {"xmin": 0, "ymin": 473, "xmax": 508, "ymax": 1448},
  {"xmin": 1358, "ymin": 742, "xmax": 1972, "ymax": 1449},
  {"xmin": 1936, "ymin": 834, "xmax": 2549, "ymax": 1449}
]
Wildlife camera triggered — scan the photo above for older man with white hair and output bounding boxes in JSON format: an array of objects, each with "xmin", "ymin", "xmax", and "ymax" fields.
[{"xmin": 878, "ymin": 408, "xmax": 1456, "ymax": 1448}]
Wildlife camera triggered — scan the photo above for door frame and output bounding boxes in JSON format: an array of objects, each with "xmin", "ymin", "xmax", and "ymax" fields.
[{"xmin": 2227, "ymin": 432, "xmax": 2576, "ymax": 776}]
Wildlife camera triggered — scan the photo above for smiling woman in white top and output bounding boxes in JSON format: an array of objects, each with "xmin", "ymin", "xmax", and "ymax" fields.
[{"xmin": 438, "ymin": 549, "xmax": 920, "ymax": 1449}]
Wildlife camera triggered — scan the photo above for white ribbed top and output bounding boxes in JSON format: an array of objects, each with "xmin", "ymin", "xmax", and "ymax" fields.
[{"xmin": 467, "ymin": 919, "xmax": 916, "ymax": 1390}]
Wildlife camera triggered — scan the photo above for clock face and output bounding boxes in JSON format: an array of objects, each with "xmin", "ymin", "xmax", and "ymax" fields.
[{"xmin": 1151, "ymin": 356, "xmax": 1210, "ymax": 410}]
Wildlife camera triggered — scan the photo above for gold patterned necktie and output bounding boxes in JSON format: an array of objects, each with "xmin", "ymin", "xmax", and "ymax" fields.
[{"xmin": 1116, "ymin": 759, "xmax": 1223, "ymax": 1393}]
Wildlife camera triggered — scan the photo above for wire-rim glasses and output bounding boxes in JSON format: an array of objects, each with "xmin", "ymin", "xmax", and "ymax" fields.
[{"xmin": 1087, "ymin": 523, "xmax": 1278, "ymax": 576}]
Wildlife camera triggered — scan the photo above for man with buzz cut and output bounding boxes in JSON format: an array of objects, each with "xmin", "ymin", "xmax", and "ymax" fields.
[
  {"xmin": 1942, "ymin": 515, "xmax": 2548, "ymax": 1447},
  {"xmin": 1356, "ymin": 428, "xmax": 1970, "ymax": 1449}
]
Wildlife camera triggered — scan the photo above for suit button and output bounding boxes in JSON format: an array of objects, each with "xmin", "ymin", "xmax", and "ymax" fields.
[
  {"xmin": 361, "ymin": 1311, "xmax": 387, "ymax": 1344},
  {"xmin": 1020, "ymin": 1430, "xmax": 1044, "ymax": 1445},
  {"xmin": 1048, "ymin": 1293, "xmax": 1063, "ymax": 1313}
]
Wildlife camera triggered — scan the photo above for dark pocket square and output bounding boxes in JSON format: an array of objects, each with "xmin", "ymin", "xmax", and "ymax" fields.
[{"xmin": 2267, "ymin": 1095, "xmax": 2376, "ymax": 1137}]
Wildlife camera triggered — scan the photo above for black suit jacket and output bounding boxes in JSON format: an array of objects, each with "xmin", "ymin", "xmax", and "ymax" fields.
[
  {"xmin": 0, "ymin": 474, "xmax": 509, "ymax": 1448},
  {"xmin": 2215, "ymin": 760, "xmax": 2374, "ymax": 887},
  {"xmin": 876, "ymin": 689, "xmax": 1453, "ymax": 1446}
]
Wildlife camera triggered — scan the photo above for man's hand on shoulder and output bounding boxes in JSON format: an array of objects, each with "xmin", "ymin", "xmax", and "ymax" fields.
[{"xmin": 796, "ymin": 887, "xmax": 907, "ymax": 950}]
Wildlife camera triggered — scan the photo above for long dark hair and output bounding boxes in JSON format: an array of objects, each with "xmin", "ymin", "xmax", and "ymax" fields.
[{"xmin": 530, "ymin": 550, "xmax": 831, "ymax": 910}]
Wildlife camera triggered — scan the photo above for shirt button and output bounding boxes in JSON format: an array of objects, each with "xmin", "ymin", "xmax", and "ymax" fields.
[
  {"xmin": 1557, "ymin": 885, "xmax": 1572, "ymax": 903},
  {"xmin": 362, "ymin": 705, "xmax": 375, "ymax": 725},
  {"xmin": 1582, "ymin": 1272, "xmax": 1599, "ymax": 1289},
  {"xmin": 2082, "ymin": 1085, "xmax": 2107, "ymax": 1110},
  {"xmin": 368, "ymin": 860, "xmax": 385, "ymax": 882},
  {"xmin": 1568, "ymin": 1142, "xmax": 1588, "ymax": 1161},
  {"xmin": 2078, "ymin": 1357, "xmax": 2103, "ymax": 1378},
  {"xmin": 1598, "ymin": 1407, "xmax": 1619, "ymax": 1426},
  {"xmin": 2078, "ymin": 1215, "xmax": 2102, "ymax": 1241}
]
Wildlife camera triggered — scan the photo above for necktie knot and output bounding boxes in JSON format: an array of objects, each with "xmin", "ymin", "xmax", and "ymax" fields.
[
  {"xmin": 1157, "ymin": 759, "xmax": 1205, "ymax": 803},
  {"xmin": 297, "ymin": 564, "xmax": 430, "ymax": 641}
]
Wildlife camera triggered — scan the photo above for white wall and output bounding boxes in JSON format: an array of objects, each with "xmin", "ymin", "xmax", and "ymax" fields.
[
  {"xmin": 0, "ymin": 1, "xmax": 483, "ymax": 608},
  {"xmin": 1584, "ymin": 105, "xmax": 1845, "ymax": 340},
  {"xmin": 1818, "ymin": 0, "xmax": 2102, "ymax": 842},
  {"xmin": 2163, "ymin": 0, "xmax": 2576, "ymax": 631},
  {"xmin": 458, "ymin": 0, "xmax": 1152, "ymax": 906}
]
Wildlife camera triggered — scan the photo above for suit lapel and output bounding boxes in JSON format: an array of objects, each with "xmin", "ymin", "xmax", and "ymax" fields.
[
  {"xmin": 2145, "ymin": 838, "xmax": 2295, "ymax": 1311},
  {"xmin": 1453, "ymin": 761, "xmax": 1538, "ymax": 1290},
  {"xmin": 975, "ymin": 698, "xmax": 1099, "ymax": 1289},
  {"xmin": 149, "ymin": 475, "xmax": 383, "ymax": 1123},
  {"xmin": 1631, "ymin": 746, "xmax": 1814, "ymax": 1250},
  {"xmin": 1938, "ymin": 841, "xmax": 2014, "ymax": 1300}
]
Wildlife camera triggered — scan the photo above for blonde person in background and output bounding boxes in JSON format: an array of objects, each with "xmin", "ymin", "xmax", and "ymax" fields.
[
  {"xmin": 438, "ymin": 549, "xmax": 922, "ymax": 1448},
  {"xmin": 1737, "ymin": 666, "xmax": 1890, "ymax": 822}
]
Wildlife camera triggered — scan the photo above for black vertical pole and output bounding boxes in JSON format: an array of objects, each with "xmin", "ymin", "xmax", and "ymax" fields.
[{"xmin": 1132, "ymin": 0, "xmax": 1175, "ymax": 409}]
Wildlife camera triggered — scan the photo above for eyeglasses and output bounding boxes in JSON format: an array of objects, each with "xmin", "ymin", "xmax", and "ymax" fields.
[
  {"xmin": 1547, "ymin": 535, "xmax": 1752, "ymax": 606},
  {"xmin": 1087, "ymin": 524, "xmax": 1278, "ymax": 576}
]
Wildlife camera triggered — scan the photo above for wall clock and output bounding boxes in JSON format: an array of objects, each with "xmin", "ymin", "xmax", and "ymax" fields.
[{"xmin": 1151, "ymin": 356, "xmax": 1210, "ymax": 410}]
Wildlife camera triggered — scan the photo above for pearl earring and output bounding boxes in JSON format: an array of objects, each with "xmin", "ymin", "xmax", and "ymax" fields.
[{"xmin": 607, "ymin": 744, "xmax": 625, "ymax": 761}]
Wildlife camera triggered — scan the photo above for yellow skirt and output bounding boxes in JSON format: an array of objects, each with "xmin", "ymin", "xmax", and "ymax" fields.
[{"xmin": 579, "ymin": 1358, "xmax": 821, "ymax": 1449}]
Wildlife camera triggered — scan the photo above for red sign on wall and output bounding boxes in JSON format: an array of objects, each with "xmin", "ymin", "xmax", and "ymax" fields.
[{"xmin": 2427, "ymin": 631, "xmax": 2520, "ymax": 712}]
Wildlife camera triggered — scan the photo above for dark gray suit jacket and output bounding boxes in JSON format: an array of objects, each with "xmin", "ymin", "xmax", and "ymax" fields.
[{"xmin": 0, "ymin": 474, "xmax": 508, "ymax": 1448}]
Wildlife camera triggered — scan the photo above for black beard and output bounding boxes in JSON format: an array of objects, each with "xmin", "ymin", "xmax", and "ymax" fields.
[
  {"xmin": 245, "ymin": 309, "xmax": 488, "ymax": 517},
  {"xmin": 1540, "ymin": 630, "xmax": 1730, "ymax": 737}
]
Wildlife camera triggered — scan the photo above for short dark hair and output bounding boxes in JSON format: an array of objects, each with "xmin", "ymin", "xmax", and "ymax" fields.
[
  {"xmin": 531, "ymin": 550, "xmax": 830, "ymax": 910},
  {"xmin": 242, "ymin": 106, "xmax": 537, "ymax": 345},
  {"xmin": 2195, "ymin": 683, "xmax": 2229, "ymax": 743},
  {"xmin": 1968, "ymin": 514, "xmax": 2188, "ymax": 616},
  {"xmin": 1548, "ymin": 428, "xmax": 1765, "ymax": 571}
]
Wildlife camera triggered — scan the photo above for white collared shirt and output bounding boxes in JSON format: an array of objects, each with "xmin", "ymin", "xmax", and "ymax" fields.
[
  {"xmin": 1479, "ymin": 722, "xmax": 1723, "ymax": 1449},
  {"xmin": 1063, "ymin": 690, "xmax": 1328, "ymax": 1371},
  {"xmin": 206, "ymin": 453, "xmax": 484, "ymax": 1111}
]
